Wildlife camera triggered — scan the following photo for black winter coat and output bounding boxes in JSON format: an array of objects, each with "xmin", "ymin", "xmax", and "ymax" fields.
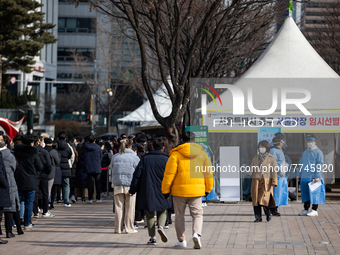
[
  {"xmin": 83, "ymin": 142, "xmax": 102, "ymax": 174},
  {"xmin": 53, "ymin": 153, "xmax": 62, "ymax": 185},
  {"xmin": 57, "ymin": 140, "xmax": 72, "ymax": 177},
  {"xmin": 44, "ymin": 146, "xmax": 60, "ymax": 180},
  {"xmin": 129, "ymin": 150, "xmax": 170, "ymax": 211},
  {"xmin": 0, "ymin": 152, "xmax": 11, "ymax": 208},
  {"xmin": 14, "ymin": 144, "xmax": 43, "ymax": 191},
  {"xmin": 76, "ymin": 143, "xmax": 87, "ymax": 187},
  {"xmin": 36, "ymin": 146, "xmax": 52, "ymax": 179}
]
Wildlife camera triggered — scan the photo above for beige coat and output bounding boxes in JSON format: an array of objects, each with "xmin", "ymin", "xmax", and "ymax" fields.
[{"xmin": 250, "ymin": 154, "xmax": 277, "ymax": 207}]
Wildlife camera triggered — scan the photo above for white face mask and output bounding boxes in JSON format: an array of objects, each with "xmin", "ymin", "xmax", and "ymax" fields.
[
  {"xmin": 307, "ymin": 142, "xmax": 314, "ymax": 149},
  {"xmin": 259, "ymin": 148, "xmax": 266, "ymax": 154}
]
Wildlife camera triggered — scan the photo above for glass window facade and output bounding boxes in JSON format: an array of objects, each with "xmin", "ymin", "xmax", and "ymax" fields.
[{"xmin": 58, "ymin": 18, "xmax": 96, "ymax": 33}]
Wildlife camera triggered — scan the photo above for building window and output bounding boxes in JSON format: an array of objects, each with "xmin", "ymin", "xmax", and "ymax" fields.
[
  {"xmin": 307, "ymin": 2, "xmax": 336, "ymax": 9},
  {"xmin": 58, "ymin": 18, "xmax": 96, "ymax": 33},
  {"xmin": 306, "ymin": 19, "xmax": 326, "ymax": 25},
  {"xmin": 45, "ymin": 78, "xmax": 54, "ymax": 122},
  {"xmin": 28, "ymin": 76, "xmax": 41, "ymax": 99},
  {"xmin": 59, "ymin": 0, "xmax": 89, "ymax": 2},
  {"xmin": 57, "ymin": 47, "xmax": 96, "ymax": 62}
]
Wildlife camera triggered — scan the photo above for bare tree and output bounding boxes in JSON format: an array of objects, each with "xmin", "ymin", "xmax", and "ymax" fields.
[
  {"xmin": 55, "ymin": 83, "xmax": 92, "ymax": 113},
  {"xmin": 304, "ymin": 0, "xmax": 340, "ymax": 75},
  {"xmin": 71, "ymin": 14, "xmax": 149, "ymax": 132},
  {"xmin": 70, "ymin": 0, "xmax": 289, "ymax": 143}
]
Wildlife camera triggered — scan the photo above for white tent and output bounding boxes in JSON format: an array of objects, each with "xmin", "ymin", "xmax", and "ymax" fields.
[
  {"xmin": 207, "ymin": 17, "xmax": 340, "ymax": 113},
  {"xmin": 117, "ymin": 82, "xmax": 173, "ymax": 134},
  {"xmin": 203, "ymin": 17, "xmax": 340, "ymax": 199},
  {"xmin": 242, "ymin": 17, "xmax": 339, "ymax": 79}
]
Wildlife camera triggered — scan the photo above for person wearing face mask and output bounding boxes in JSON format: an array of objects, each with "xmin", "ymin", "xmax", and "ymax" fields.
[
  {"xmin": 248, "ymin": 141, "xmax": 277, "ymax": 222},
  {"xmin": 297, "ymin": 135, "xmax": 325, "ymax": 217},
  {"xmin": 269, "ymin": 135, "xmax": 289, "ymax": 216}
]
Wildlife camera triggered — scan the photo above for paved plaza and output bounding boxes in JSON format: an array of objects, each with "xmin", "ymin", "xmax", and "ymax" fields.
[{"xmin": 1, "ymin": 196, "xmax": 340, "ymax": 255}]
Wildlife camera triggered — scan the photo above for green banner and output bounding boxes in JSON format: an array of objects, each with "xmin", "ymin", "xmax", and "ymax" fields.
[{"xmin": 185, "ymin": 126, "xmax": 209, "ymax": 156}]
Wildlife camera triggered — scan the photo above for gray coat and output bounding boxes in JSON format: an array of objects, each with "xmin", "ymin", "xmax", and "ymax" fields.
[
  {"xmin": 1, "ymin": 148, "xmax": 20, "ymax": 212},
  {"xmin": 110, "ymin": 149, "xmax": 140, "ymax": 186},
  {"xmin": 44, "ymin": 146, "xmax": 60, "ymax": 180}
]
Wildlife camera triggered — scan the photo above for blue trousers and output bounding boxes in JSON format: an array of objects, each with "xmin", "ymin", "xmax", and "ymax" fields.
[{"xmin": 18, "ymin": 190, "xmax": 35, "ymax": 226}]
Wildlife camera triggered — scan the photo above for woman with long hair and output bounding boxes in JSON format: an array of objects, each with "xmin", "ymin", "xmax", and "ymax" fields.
[{"xmin": 110, "ymin": 139, "xmax": 140, "ymax": 233}]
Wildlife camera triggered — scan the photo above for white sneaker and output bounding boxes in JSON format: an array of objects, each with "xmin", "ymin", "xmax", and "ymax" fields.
[
  {"xmin": 42, "ymin": 212, "xmax": 55, "ymax": 217},
  {"xmin": 157, "ymin": 226, "xmax": 168, "ymax": 243},
  {"xmin": 193, "ymin": 233, "xmax": 202, "ymax": 249},
  {"xmin": 64, "ymin": 204, "xmax": 71, "ymax": 207},
  {"xmin": 24, "ymin": 224, "xmax": 34, "ymax": 230},
  {"xmin": 299, "ymin": 209, "xmax": 308, "ymax": 216},
  {"xmin": 202, "ymin": 202, "xmax": 207, "ymax": 207},
  {"xmin": 307, "ymin": 210, "xmax": 318, "ymax": 217},
  {"xmin": 126, "ymin": 230, "xmax": 138, "ymax": 234},
  {"xmin": 96, "ymin": 200, "xmax": 102, "ymax": 203},
  {"xmin": 70, "ymin": 195, "xmax": 76, "ymax": 203},
  {"xmin": 87, "ymin": 200, "xmax": 93, "ymax": 204},
  {"xmin": 174, "ymin": 240, "xmax": 187, "ymax": 248}
]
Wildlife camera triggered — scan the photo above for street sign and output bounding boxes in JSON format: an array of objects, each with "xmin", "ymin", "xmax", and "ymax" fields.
[{"xmin": 10, "ymin": 77, "xmax": 16, "ymax": 84}]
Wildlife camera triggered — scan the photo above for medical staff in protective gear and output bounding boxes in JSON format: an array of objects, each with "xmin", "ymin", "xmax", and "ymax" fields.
[
  {"xmin": 297, "ymin": 135, "xmax": 325, "ymax": 217},
  {"xmin": 269, "ymin": 134, "xmax": 289, "ymax": 216}
]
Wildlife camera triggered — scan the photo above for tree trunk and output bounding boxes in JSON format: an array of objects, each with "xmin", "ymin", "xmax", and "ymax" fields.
[{"xmin": 165, "ymin": 123, "xmax": 179, "ymax": 146}]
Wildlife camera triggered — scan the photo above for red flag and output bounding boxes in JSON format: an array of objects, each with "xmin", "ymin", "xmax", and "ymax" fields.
[{"xmin": 0, "ymin": 117, "xmax": 24, "ymax": 142}]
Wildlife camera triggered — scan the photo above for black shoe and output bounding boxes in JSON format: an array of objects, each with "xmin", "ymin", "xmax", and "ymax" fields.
[
  {"xmin": 254, "ymin": 218, "xmax": 262, "ymax": 222},
  {"xmin": 6, "ymin": 233, "xmax": 15, "ymax": 238},
  {"xmin": 147, "ymin": 238, "xmax": 156, "ymax": 245},
  {"xmin": 272, "ymin": 212, "xmax": 281, "ymax": 216},
  {"xmin": 266, "ymin": 214, "xmax": 271, "ymax": 222},
  {"xmin": 0, "ymin": 238, "xmax": 8, "ymax": 244},
  {"xmin": 17, "ymin": 230, "xmax": 24, "ymax": 235}
]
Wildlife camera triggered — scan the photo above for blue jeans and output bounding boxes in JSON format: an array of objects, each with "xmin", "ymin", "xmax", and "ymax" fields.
[
  {"xmin": 62, "ymin": 178, "xmax": 70, "ymax": 204},
  {"xmin": 19, "ymin": 200, "xmax": 25, "ymax": 219},
  {"xmin": 19, "ymin": 190, "xmax": 35, "ymax": 226}
]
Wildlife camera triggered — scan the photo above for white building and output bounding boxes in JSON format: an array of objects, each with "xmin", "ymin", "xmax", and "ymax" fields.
[{"xmin": 5, "ymin": 0, "xmax": 59, "ymax": 124}]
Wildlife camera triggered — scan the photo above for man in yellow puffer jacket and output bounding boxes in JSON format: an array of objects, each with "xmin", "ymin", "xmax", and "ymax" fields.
[{"xmin": 162, "ymin": 131, "xmax": 213, "ymax": 249}]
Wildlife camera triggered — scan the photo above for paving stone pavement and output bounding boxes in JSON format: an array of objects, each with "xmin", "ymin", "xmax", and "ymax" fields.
[{"xmin": 1, "ymin": 198, "xmax": 340, "ymax": 255}]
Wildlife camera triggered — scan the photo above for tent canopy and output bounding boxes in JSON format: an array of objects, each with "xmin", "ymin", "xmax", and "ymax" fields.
[
  {"xmin": 208, "ymin": 17, "xmax": 340, "ymax": 112},
  {"xmin": 117, "ymin": 81, "xmax": 173, "ymax": 128}
]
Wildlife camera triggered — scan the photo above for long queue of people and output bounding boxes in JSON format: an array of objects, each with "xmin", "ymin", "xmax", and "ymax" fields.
[
  {"xmin": 0, "ymin": 130, "xmax": 117, "ymax": 245},
  {"xmin": 0, "ymin": 129, "xmax": 326, "ymax": 249}
]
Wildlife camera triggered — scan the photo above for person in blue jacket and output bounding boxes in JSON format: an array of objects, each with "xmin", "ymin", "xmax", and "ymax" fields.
[
  {"xmin": 269, "ymin": 134, "xmax": 288, "ymax": 216},
  {"xmin": 297, "ymin": 135, "xmax": 325, "ymax": 217}
]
